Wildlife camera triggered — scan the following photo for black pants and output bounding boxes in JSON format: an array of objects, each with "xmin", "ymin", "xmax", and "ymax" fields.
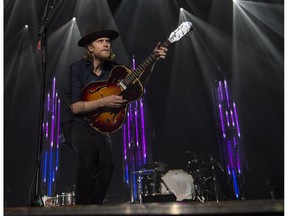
[{"xmin": 71, "ymin": 122, "xmax": 114, "ymax": 204}]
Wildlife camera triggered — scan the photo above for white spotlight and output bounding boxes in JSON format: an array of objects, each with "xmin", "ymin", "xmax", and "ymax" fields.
[
  {"xmin": 72, "ymin": 17, "xmax": 76, "ymax": 21},
  {"xmin": 25, "ymin": 25, "xmax": 28, "ymax": 28},
  {"xmin": 232, "ymin": 0, "xmax": 237, "ymax": 2},
  {"xmin": 180, "ymin": 8, "xmax": 183, "ymax": 11}
]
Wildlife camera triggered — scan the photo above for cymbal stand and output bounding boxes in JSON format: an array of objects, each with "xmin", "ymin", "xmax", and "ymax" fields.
[{"xmin": 209, "ymin": 155, "xmax": 220, "ymax": 203}]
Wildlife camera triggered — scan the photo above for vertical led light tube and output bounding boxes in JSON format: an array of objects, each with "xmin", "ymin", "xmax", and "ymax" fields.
[
  {"xmin": 140, "ymin": 99, "xmax": 147, "ymax": 161},
  {"xmin": 230, "ymin": 110, "xmax": 235, "ymax": 127},
  {"xmin": 225, "ymin": 110, "xmax": 230, "ymax": 127},
  {"xmin": 134, "ymin": 102, "xmax": 140, "ymax": 147},
  {"xmin": 41, "ymin": 77, "xmax": 61, "ymax": 197},
  {"xmin": 224, "ymin": 80, "xmax": 231, "ymax": 108},
  {"xmin": 218, "ymin": 81, "xmax": 224, "ymax": 101},
  {"xmin": 43, "ymin": 151, "xmax": 48, "ymax": 183},
  {"xmin": 233, "ymin": 137, "xmax": 241, "ymax": 174},
  {"xmin": 45, "ymin": 122, "xmax": 48, "ymax": 138},
  {"xmin": 233, "ymin": 102, "xmax": 241, "ymax": 137},
  {"xmin": 47, "ymin": 93, "xmax": 50, "ymax": 112},
  {"xmin": 227, "ymin": 140, "xmax": 235, "ymax": 170},
  {"xmin": 134, "ymin": 101, "xmax": 141, "ymax": 170},
  {"xmin": 122, "ymin": 55, "xmax": 150, "ymax": 202},
  {"xmin": 123, "ymin": 124, "xmax": 129, "ymax": 185},
  {"xmin": 218, "ymin": 104, "xmax": 226, "ymax": 138},
  {"xmin": 215, "ymin": 79, "xmax": 243, "ymax": 199},
  {"xmin": 56, "ymin": 99, "xmax": 61, "ymax": 172},
  {"xmin": 128, "ymin": 105, "xmax": 132, "ymax": 148},
  {"xmin": 232, "ymin": 170, "xmax": 239, "ymax": 199}
]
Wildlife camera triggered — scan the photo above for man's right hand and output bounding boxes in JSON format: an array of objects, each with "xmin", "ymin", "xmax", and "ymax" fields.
[{"xmin": 100, "ymin": 95, "xmax": 128, "ymax": 108}]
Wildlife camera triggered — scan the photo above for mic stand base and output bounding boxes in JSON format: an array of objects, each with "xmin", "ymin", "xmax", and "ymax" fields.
[{"xmin": 30, "ymin": 194, "xmax": 44, "ymax": 207}]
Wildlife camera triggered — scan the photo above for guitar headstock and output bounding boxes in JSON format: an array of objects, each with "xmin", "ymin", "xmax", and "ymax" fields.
[{"xmin": 168, "ymin": 21, "xmax": 193, "ymax": 43}]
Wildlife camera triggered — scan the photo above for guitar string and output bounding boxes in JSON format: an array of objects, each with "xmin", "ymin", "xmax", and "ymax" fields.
[{"xmin": 123, "ymin": 39, "xmax": 171, "ymax": 86}]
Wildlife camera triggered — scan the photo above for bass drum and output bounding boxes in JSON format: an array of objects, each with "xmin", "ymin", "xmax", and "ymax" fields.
[{"xmin": 161, "ymin": 169, "xmax": 195, "ymax": 201}]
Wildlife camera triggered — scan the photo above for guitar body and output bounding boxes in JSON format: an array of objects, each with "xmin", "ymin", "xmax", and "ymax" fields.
[{"xmin": 81, "ymin": 65, "xmax": 144, "ymax": 133}]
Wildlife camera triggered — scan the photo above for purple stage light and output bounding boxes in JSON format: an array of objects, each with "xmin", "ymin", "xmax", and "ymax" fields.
[
  {"xmin": 122, "ymin": 56, "xmax": 151, "ymax": 202},
  {"xmin": 41, "ymin": 77, "xmax": 61, "ymax": 197},
  {"xmin": 233, "ymin": 102, "xmax": 241, "ymax": 137},
  {"xmin": 140, "ymin": 99, "xmax": 147, "ymax": 160},
  {"xmin": 215, "ymin": 79, "xmax": 243, "ymax": 199}
]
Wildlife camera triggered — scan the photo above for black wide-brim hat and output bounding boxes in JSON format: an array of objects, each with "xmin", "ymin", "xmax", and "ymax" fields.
[{"xmin": 78, "ymin": 23, "xmax": 119, "ymax": 47}]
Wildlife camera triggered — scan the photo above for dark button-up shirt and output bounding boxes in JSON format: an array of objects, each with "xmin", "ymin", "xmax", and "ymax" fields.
[{"xmin": 63, "ymin": 59, "xmax": 118, "ymax": 126}]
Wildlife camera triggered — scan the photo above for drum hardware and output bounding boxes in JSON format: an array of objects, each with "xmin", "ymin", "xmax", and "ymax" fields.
[
  {"xmin": 142, "ymin": 171, "xmax": 160, "ymax": 196},
  {"xmin": 196, "ymin": 193, "xmax": 205, "ymax": 203},
  {"xmin": 209, "ymin": 155, "xmax": 219, "ymax": 202},
  {"xmin": 142, "ymin": 162, "xmax": 169, "ymax": 174},
  {"xmin": 208, "ymin": 154, "xmax": 224, "ymax": 172},
  {"xmin": 131, "ymin": 169, "xmax": 155, "ymax": 174},
  {"xmin": 142, "ymin": 173, "xmax": 176, "ymax": 204},
  {"xmin": 185, "ymin": 152, "xmax": 209, "ymax": 179},
  {"xmin": 185, "ymin": 152, "xmax": 226, "ymax": 203},
  {"xmin": 131, "ymin": 162, "xmax": 175, "ymax": 203},
  {"xmin": 131, "ymin": 169, "xmax": 156, "ymax": 203},
  {"xmin": 186, "ymin": 159, "xmax": 209, "ymax": 178},
  {"xmin": 207, "ymin": 154, "xmax": 225, "ymax": 203},
  {"xmin": 131, "ymin": 166, "xmax": 164, "ymax": 203},
  {"xmin": 140, "ymin": 162, "xmax": 170, "ymax": 198}
]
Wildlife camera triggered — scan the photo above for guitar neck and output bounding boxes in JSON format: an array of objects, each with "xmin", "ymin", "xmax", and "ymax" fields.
[
  {"xmin": 134, "ymin": 39, "xmax": 171, "ymax": 77},
  {"xmin": 123, "ymin": 39, "xmax": 171, "ymax": 86}
]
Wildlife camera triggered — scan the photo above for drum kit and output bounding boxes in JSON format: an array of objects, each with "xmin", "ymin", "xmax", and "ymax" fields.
[{"xmin": 132, "ymin": 154, "xmax": 224, "ymax": 203}]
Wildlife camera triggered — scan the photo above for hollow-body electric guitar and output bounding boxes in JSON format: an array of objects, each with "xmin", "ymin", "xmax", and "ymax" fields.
[{"xmin": 81, "ymin": 22, "xmax": 193, "ymax": 134}]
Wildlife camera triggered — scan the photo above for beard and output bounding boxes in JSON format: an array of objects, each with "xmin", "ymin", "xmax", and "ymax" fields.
[{"xmin": 96, "ymin": 50, "xmax": 111, "ymax": 60}]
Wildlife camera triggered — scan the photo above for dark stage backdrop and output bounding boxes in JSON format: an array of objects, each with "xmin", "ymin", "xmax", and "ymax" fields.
[{"xmin": 4, "ymin": 0, "xmax": 284, "ymax": 207}]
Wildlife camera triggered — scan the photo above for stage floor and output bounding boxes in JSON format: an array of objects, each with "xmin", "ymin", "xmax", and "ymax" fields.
[{"xmin": 4, "ymin": 199, "xmax": 284, "ymax": 216}]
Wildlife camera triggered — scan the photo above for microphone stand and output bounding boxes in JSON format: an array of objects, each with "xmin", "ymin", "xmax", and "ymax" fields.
[{"xmin": 30, "ymin": 0, "xmax": 56, "ymax": 206}]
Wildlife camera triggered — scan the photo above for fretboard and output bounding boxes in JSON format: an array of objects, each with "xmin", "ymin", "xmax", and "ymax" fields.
[{"xmin": 122, "ymin": 39, "xmax": 171, "ymax": 86}]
